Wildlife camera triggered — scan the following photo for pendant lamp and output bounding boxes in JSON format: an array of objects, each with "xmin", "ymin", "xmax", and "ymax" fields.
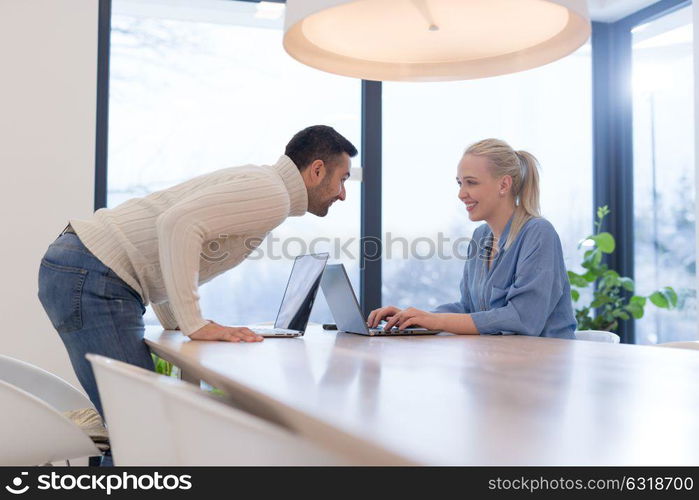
[{"xmin": 283, "ymin": 0, "xmax": 591, "ymax": 81}]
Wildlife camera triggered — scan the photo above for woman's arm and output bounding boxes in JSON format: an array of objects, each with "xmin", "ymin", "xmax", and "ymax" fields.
[
  {"xmin": 435, "ymin": 313, "xmax": 479, "ymax": 334},
  {"xmin": 382, "ymin": 308, "xmax": 479, "ymax": 334}
]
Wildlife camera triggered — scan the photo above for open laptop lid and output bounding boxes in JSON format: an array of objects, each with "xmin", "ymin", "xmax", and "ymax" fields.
[
  {"xmin": 320, "ymin": 264, "xmax": 370, "ymax": 335},
  {"xmin": 273, "ymin": 253, "xmax": 329, "ymax": 332}
]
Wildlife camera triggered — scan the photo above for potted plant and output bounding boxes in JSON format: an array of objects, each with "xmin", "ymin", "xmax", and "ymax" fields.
[{"xmin": 567, "ymin": 206, "xmax": 677, "ymax": 332}]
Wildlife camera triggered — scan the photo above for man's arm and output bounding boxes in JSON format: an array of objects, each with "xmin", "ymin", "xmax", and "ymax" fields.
[
  {"xmin": 152, "ymin": 302, "xmax": 179, "ymax": 331},
  {"xmin": 156, "ymin": 174, "xmax": 290, "ymax": 336}
]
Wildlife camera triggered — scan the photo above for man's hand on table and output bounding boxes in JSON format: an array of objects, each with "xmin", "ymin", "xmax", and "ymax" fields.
[{"xmin": 189, "ymin": 321, "xmax": 263, "ymax": 342}]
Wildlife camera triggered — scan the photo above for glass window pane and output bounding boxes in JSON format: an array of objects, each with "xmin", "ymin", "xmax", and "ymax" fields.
[
  {"xmin": 108, "ymin": 0, "xmax": 361, "ymax": 327},
  {"xmin": 632, "ymin": 6, "xmax": 696, "ymax": 344},
  {"xmin": 382, "ymin": 46, "xmax": 593, "ymax": 312}
]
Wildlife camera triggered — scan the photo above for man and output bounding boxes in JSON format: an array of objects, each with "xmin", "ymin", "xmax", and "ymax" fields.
[{"xmin": 38, "ymin": 125, "xmax": 357, "ymax": 414}]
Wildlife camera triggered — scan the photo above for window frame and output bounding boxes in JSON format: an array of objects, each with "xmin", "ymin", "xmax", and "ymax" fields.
[{"xmin": 591, "ymin": 0, "xmax": 691, "ymax": 343}]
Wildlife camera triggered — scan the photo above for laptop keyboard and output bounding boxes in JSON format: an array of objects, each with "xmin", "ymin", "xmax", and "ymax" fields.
[{"xmin": 370, "ymin": 327, "xmax": 412, "ymax": 334}]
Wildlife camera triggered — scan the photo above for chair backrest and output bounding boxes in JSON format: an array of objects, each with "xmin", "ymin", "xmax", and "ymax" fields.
[
  {"xmin": 575, "ymin": 330, "xmax": 620, "ymax": 343},
  {"xmin": 658, "ymin": 341, "xmax": 699, "ymax": 351},
  {"xmin": 0, "ymin": 354, "xmax": 93, "ymax": 412},
  {"xmin": 87, "ymin": 354, "xmax": 348, "ymax": 465},
  {"xmin": 0, "ymin": 380, "xmax": 99, "ymax": 465}
]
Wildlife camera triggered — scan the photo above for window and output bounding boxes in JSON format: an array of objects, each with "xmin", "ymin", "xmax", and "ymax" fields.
[
  {"xmin": 382, "ymin": 45, "xmax": 593, "ymax": 311},
  {"xmin": 108, "ymin": 0, "xmax": 361, "ymax": 326},
  {"xmin": 632, "ymin": 5, "xmax": 695, "ymax": 344}
]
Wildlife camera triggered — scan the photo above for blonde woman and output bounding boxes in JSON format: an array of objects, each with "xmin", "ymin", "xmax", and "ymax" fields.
[{"xmin": 368, "ymin": 139, "xmax": 576, "ymax": 339}]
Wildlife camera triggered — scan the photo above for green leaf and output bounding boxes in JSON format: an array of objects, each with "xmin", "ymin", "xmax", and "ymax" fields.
[
  {"xmin": 662, "ymin": 287, "xmax": 678, "ymax": 308},
  {"xmin": 582, "ymin": 270, "xmax": 598, "ymax": 282},
  {"xmin": 582, "ymin": 248, "xmax": 603, "ymax": 269},
  {"xmin": 582, "ymin": 269, "xmax": 599, "ymax": 283},
  {"xmin": 571, "ymin": 289, "xmax": 580, "ymax": 301},
  {"xmin": 597, "ymin": 205, "xmax": 610, "ymax": 220},
  {"xmin": 567, "ymin": 271, "xmax": 589, "ymax": 288},
  {"xmin": 591, "ymin": 295, "xmax": 613, "ymax": 308},
  {"xmin": 625, "ymin": 302, "xmax": 644, "ymax": 319},
  {"xmin": 593, "ymin": 249, "xmax": 602, "ymax": 266},
  {"xmin": 618, "ymin": 277, "xmax": 634, "ymax": 292},
  {"xmin": 648, "ymin": 288, "xmax": 678, "ymax": 309},
  {"xmin": 600, "ymin": 273, "xmax": 620, "ymax": 289},
  {"xmin": 613, "ymin": 310, "xmax": 630, "ymax": 320},
  {"xmin": 629, "ymin": 295, "xmax": 646, "ymax": 307},
  {"xmin": 151, "ymin": 354, "xmax": 175, "ymax": 377},
  {"xmin": 649, "ymin": 291, "xmax": 669, "ymax": 309},
  {"xmin": 590, "ymin": 232, "xmax": 615, "ymax": 253}
]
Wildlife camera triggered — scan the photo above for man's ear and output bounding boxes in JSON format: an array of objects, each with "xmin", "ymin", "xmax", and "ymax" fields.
[{"xmin": 306, "ymin": 159, "xmax": 326, "ymax": 186}]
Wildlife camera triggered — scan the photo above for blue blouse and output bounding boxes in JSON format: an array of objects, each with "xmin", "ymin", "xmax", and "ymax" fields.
[{"xmin": 433, "ymin": 216, "xmax": 577, "ymax": 339}]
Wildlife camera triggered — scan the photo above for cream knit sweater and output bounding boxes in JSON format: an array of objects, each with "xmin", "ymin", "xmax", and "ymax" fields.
[{"xmin": 70, "ymin": 155, "xmax": 308, "ymax": 335}]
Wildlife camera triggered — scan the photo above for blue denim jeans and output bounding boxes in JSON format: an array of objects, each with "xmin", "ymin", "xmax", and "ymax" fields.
[{"xmin": 37, "ymin": 232, "xmax": 154, "ymax": 417}]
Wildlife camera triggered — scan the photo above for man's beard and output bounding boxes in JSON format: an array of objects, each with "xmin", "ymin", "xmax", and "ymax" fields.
[{"xmin": 308, "ymin": 183, "xmax": 333, "ymax": 216}]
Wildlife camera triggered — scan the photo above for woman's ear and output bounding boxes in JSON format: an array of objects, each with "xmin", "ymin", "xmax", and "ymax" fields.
[{"xmin": 499, "ymin": 175, "xmax": 513, "ymax": 195}]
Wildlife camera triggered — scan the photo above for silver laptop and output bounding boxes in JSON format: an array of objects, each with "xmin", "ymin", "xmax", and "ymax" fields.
[
  {"xmin": 250, "ymin": 253, "xmax": 329, "ymax": 337},
  {"xmin": 321, "ymin": 264, "xmax": 441, "ymax": 336}
]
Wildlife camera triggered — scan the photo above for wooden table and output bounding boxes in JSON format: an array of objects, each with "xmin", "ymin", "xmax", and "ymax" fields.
[{"xmin": 145, "ymin": 325, "xmax": 699, "ymax": 465}]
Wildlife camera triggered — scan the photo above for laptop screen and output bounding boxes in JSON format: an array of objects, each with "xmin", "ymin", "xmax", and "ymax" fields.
[
  {"xmin": 274, "ymin": 253, "xmax": 329, "ymax": 331},
  {"xmin": 320, "ymin": 264, "xmax": 369, "ymax": 334}
]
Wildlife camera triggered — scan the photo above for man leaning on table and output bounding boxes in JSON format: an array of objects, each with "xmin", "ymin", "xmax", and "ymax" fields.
[{"xmin": 38, "ymin": 125, "xmax": 357, "ymax": 414}]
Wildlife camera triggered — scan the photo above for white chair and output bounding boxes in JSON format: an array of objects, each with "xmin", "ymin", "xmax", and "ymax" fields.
[
  {"xmin": 87, "ymin": 354, "xmax": 350, "ymax": 465},
  {"xmin": 575, "ymin": 330, "xmax": 620, "ymax": 343},
  {"xmin": 658, "ymin": 341, "xmax": 699, "ymax": 351},
  {"xmin": 0, "ymin": 354, "xmax": 103, "ymax": 465},
  {"xmin": 0, "ymin": 380, "xmax": 99, "ymax": 465},
  {"xmin": 0, "ymin": 354, "xmax": 94, "ymax": 412}
]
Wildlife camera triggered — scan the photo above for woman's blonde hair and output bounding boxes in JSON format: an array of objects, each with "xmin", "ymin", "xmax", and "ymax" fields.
[{"xmin": 464, "ymin": 138, "xmax": 541, "ymax": 250}]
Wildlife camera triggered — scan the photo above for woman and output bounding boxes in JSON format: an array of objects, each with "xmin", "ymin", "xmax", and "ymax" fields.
[{"xmin": 368, "ymin": 139, "xmax": 576, "ymax": 339}]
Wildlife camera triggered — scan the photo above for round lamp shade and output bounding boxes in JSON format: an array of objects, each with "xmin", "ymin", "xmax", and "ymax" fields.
[{"xmin": 283, "ymin": 0, "xmax": 591, "ymax": 81}]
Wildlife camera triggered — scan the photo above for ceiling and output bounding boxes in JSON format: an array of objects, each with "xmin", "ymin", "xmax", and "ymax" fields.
[
  {"xmin": 587, "ymin": 0, "xmax": 664, "ymax": 22},
  {"xmin": 117, "ymin": 1, "xmax": 671, "ymax": 26}
]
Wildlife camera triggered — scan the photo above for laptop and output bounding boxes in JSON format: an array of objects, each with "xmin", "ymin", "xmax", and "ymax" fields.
[
  {"xmin": 321, "ymin": 264, "xmax": 441, "ymax": 336},
  {"xmin": 250, "ymin": 253, "xmax": 329, "ymax": 337}
]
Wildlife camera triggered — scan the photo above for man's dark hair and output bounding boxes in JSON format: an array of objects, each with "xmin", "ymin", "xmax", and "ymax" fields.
[{"xmin": 285, "ymin": 125, "xmax": 358, "ymax": 171}]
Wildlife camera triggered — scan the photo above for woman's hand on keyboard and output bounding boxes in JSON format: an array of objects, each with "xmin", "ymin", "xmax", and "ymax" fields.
[
  {"xmin": 384, "ymin": 307, "xmax": 441, "ymax": 331},
  {"xmin": 367, "ymin": 305, "xmax": 402, "ymax": 328}
]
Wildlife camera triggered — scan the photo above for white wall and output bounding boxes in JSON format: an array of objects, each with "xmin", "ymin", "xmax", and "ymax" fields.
[{"xmin": 0, "ymin": 0, "xmax": 99, "ymax": 387}]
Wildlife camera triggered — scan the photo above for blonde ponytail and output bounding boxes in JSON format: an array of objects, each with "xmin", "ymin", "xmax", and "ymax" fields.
[{"xmin": 464, "ymin": 139, "xmax": 541, "ymax": 250}]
